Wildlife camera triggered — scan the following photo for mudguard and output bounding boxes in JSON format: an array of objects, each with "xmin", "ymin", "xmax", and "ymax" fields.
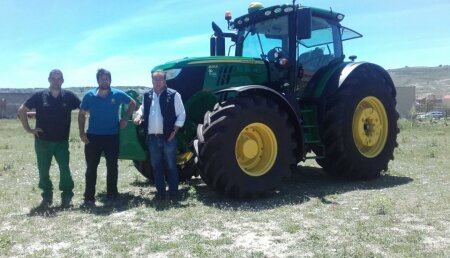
[{"xmin": 323, "ymin": 62, "xmax": 396, "ymax": 98}]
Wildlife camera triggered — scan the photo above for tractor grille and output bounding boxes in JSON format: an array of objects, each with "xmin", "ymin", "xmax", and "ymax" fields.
[
  {"xmin": 166, "ymin": 66, "xmax": 206, "ymax": 103},
  {"xmin": 216, "ymin": 65, "xmax": 234, "ymax": 86}
]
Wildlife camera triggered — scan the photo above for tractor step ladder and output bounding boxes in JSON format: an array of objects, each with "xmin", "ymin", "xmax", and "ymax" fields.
[{"xmin": 300, "ymin": 106, "xmax": 325, "ymax": 159}]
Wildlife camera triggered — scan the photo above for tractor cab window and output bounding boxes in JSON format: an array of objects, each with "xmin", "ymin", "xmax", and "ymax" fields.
[
  {"xmin": 238, "ymin": 16, "xmax": 289, "ymax": 61},
  {"xmin": 298, "ymin": 17, "xmax": 341, "ymax": 73}
]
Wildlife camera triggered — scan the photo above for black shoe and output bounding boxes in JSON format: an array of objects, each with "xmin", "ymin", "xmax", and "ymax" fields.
[
  {"xmin": 154, "ymin": 193, "xmax": 165, "ymax": 201},
  {"xmin": 61, "ymin": 197, "xmax": 73, "ymax": 208},
  {"xmin": 169, "ymin": 192, "xmax": 181, "ymax": 201},
  {"xmin": 39, "ymin": 198, "xmax": 53, "ymax": 208}
]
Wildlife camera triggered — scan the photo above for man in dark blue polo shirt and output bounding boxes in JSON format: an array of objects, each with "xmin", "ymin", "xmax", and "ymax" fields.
[
  {"xmin": 78, "ymin": 68, "xmax": 136, "ymax": 207},
  {"xmin": 18, "ymin": 69, "xmax": 81, "ymax": 208}
]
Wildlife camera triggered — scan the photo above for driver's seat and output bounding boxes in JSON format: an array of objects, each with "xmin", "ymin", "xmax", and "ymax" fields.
[{"xmin": 298, "ymin": 47, "xmax": 324, "ymax": 72}]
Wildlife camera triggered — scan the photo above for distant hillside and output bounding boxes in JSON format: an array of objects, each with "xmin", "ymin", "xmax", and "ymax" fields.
[
  {"xmin": 0, "ymin": 86, "xmax": 149, "ymax": 118},
  {"xmin": 1, "ymin": 66, "xmax": 449, "ymax": 118},
  {"xmin": 388, "ymin": 66, "xmax": 450, "ymax": 98},
  {"xmin": 0, "ymin": 86, "xmax": 149, "ymax": 100}
]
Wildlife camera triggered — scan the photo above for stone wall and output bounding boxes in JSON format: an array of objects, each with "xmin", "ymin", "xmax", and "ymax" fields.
[{"xmin": 0, "ymin": 93, "xmax": 33, "ymax": 118}]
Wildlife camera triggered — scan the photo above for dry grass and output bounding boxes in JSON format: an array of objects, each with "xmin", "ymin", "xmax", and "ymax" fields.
[{"xmin": 0, "ymin": 117, "xmax": 449, "ymax": 257}]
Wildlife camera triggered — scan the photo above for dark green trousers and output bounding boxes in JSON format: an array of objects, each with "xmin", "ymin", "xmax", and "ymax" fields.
[{"xmin": 34, "ymin": 138, "xmax": 74, "ymax": 200}]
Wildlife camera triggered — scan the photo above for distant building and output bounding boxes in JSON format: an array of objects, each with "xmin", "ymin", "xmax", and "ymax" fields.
[
  {"xmin": 0, "ymin": 92, "xmax": 33, "ymax": 118},
  {"xmin": 443, "ymin": 95, "xmax": 450, "ymax": 108},
  {"xmin": 396, "ymin": 86, "xmax": 415, "ymax": 119}
]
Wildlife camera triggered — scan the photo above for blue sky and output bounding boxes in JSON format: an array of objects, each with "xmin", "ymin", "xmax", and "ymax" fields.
[{"xmin": 1, "ymin": 0, "xmax": 449, "ymax": 88}]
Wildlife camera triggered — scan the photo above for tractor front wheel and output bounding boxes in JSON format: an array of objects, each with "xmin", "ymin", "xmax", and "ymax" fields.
[{"xmin": 196, "ymin": 95, "xmax": 298, "ymax": 198}]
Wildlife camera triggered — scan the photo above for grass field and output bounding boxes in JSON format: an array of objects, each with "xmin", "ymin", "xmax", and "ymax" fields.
[{"xmin": 0, "ymin": 117, "xmax": 449, "ymax": 257}]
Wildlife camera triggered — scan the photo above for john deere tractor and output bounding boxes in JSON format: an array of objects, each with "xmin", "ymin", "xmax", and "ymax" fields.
[{"xmin": 123, "ymin": 2, "xmax": 399, "ymax": 198}]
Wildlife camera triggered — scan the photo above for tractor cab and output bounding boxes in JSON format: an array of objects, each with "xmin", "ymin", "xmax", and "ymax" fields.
[{"xmin": 211, "ymin": 2, "xmax": 362, "ymax": 96}]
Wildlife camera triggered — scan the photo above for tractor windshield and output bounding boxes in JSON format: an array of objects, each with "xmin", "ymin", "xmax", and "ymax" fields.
[
  {"xmin": 298, "ymin": 16, "xmax": 346, "ymax": 73},
  {"xmin": 237, "ymin": 15, "xmax": 289, "ymax": 60}
]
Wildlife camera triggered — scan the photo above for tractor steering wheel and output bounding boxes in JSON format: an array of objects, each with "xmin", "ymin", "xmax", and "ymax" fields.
[{"xmin": 266, "ymin": 47, "xmax": 283, "ymax": 62}]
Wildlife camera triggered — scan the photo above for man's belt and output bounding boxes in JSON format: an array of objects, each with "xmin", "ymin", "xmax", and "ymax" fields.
[{"xmin": 148, "ymin": 133, "xmax": 164, "ymax": 137}]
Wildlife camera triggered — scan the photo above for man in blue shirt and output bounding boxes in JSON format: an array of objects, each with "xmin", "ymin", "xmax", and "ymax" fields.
[
  {"xmin": 134, "ymin": 70, "xmax": 185, "ymax": 200},
  {"xmin": 18, "ymin": 69, "xmax": 80, "ymax": 208},
  {"xmin": 78, "ymin": 68, "xmax": 136, "ymax": 207}
]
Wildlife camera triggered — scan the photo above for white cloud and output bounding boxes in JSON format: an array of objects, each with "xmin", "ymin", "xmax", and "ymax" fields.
[
  {"xmin": 68, "ymin": 33, "xmax": 211, "ymax": 87},
  {"xmin": 0, "ymin": 31, "xmax": 213, "ymax": 88}
]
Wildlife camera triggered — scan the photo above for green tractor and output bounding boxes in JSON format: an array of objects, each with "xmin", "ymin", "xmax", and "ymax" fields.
[{"xmin": 122, "ymin": 2, "xmax": 399, "ymax": 198}]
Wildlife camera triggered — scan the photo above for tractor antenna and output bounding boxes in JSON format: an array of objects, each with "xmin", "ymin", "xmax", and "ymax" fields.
[{"xmin": 329, "ymin": 7, "xmax": 334, "ymax": 14}]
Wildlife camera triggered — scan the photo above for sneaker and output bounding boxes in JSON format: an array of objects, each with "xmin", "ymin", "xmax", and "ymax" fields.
[
  {"xmin": 80, "ymin": 200, "xmax": 95, "ymax": 208},
  {"xmin": 61, "ymin": 197, "xmax": 73, "ymax": 208}
]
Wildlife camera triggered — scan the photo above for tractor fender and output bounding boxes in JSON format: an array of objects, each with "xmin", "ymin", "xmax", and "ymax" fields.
[
  {"xmin": 302, "ymin": 62, "xmax": 396, "ymax": 138},
  {"xmin": 215, "ymin": 85, "xmax": 305, "ymax": 159},
  {"xmin": 323, "ymin": 62, "xmax": 396, "ymax": 98}
]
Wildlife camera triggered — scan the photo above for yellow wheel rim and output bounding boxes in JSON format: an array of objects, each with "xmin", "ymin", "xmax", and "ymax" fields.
[
  {"xmin": 352, "ymin": 96, "xmax": 388, "ymax": 158},
  {"xmin": 235, "ymin": 123, "xmax": 277, "ymax": 176}
]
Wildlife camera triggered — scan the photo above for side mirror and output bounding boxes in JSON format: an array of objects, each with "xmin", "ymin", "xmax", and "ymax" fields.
[{"xmin": 296, "ymin": 7, "xmax": 312, "ymax": 39}]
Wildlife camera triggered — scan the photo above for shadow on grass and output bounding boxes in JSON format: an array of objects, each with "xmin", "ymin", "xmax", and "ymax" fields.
[
  {"xmin": 28, "ymin": 187, "xmax": 191, "ymax": 217},
  {"xmin": 28, "ymin": 205, "xmax": 59, "ymax": 218},
  {"xmin": 191, "ymin": 165, "xmax": 413, "ymax": 211},
  {"xmin": 129, "ymin": 179, "xmax": 153, "ymax": 187},
  {"xmin": 27, "ymin": 166, "xmax": 413, "ymax": 216},
  {"xmin": 72, "ymin": 189, "xmax": 192, "ymax": 215}
]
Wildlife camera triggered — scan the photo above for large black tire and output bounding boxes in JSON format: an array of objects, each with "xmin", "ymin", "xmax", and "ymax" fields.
[
  {"xmin": 133, "ymin": 160, "xmax": 154, "ymax": 182},
  {"xmin": 320, "ymin": 67, "xmax": 399, "ymax": 179},
  {"xmin": 196, "ymin": 95, "xmax": 298, "ymax": 198}
]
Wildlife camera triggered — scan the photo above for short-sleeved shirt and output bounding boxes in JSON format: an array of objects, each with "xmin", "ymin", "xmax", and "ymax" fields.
[
  {"xmin": 80, "ymin": 87, "xmax": 131, "ymax": 135},
  {"xmin": 24, "ymin": 89, "xmax": 81, "ymax": 142}
]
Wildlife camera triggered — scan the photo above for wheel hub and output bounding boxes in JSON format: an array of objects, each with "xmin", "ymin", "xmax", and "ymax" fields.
[
  {"xmin": 242, "ymin": 139, "xmax": 258, "ymax": 159},
  {"xmin": 352, "ymin": 96, "xmax": 388, "ymax": 158},
  {"xmin": 235, "ymin": 123, "xmax": 277, "ymax": 176}
]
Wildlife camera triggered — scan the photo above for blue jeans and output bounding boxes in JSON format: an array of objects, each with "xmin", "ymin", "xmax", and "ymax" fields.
[{"xmin": 147, "ymin": 135, "xmax": 179, "ymax": 195}]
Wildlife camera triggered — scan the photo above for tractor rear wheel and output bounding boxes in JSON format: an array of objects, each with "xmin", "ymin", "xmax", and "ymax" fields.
[
  {"xmin": 320, "ymin": 69, "xmax": 399, "ymax": 179},
  {"xmin": 196, "ymin": 95, "xmax": 298, "ymax": 198}
]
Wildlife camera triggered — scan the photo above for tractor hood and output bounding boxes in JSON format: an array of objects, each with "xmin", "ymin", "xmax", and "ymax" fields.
[
  {"xmin": 150, "ymin": 55, "xmax": 267, "ymax": 104},
  {"xmin": 152, "ymin": 56, "xmax": 265, "ymax": 71}
]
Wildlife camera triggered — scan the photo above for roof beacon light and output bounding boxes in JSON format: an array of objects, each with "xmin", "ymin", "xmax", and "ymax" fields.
[
  {"xmin": 248, "ymin": 2, "xmax": 264, "ymax": 13},
  {"xmin": 225, "ymin": 11, "xmax": 232, "ymax": 21},
  {"xmin": 225, "ymin": 11, "xmax": 233, "ymax": 29}
]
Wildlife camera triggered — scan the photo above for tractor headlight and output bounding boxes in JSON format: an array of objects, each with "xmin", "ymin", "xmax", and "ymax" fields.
[{"xmin": 165, "ymin": 68, "xmax": 182, "ymax": 80}]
